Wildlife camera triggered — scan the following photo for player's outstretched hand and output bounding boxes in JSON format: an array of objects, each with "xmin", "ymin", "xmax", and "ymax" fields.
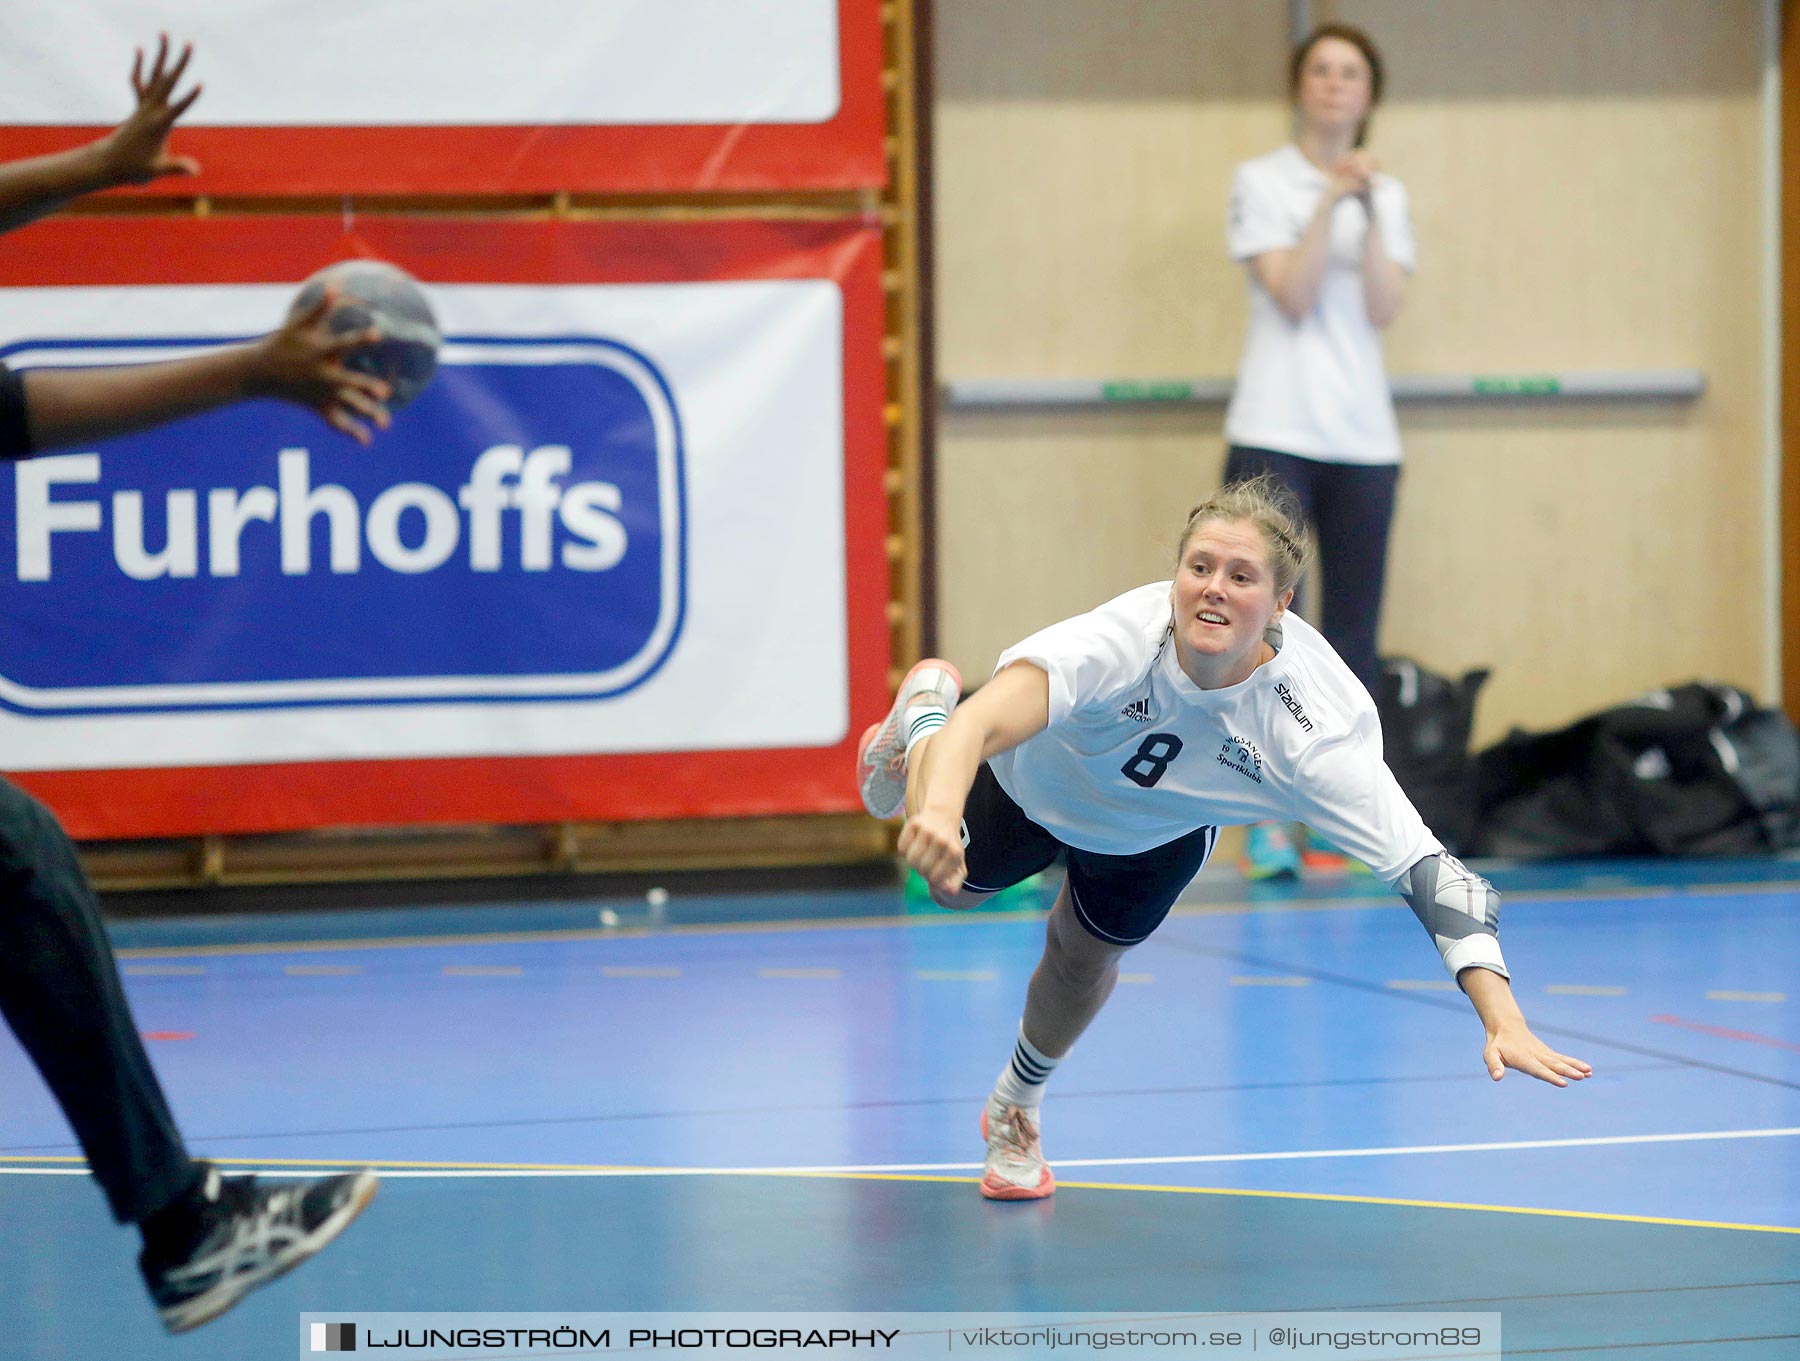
[
  {"xmin": 96, "ymin": 35, "xmax": 204, "ymax": 186},
  {"xmin": 1482, "ymin": 1020, "xmax": 1592, "ymax": 1088},
  {"xmin": 898, "ymin": 809, "xmax": 970, "ymax": 907},
  {"xmin": 247, "ymin": 287, "xmax": 393, "ymax": 446}
]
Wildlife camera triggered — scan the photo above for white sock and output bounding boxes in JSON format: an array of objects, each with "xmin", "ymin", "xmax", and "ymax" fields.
[
  {"xmin": 991, "ymin": 1025, "xmax": 1059, "ymax": 1114},
  {"xmin": 902, "ymin": 699, "xmax": 949, "ymax": 757}
]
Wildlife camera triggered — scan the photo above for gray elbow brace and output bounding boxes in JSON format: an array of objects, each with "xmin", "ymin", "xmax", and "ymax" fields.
[{"xmin": 1401, "ymin": 852, "xmax": 1509, "ymax": 979}]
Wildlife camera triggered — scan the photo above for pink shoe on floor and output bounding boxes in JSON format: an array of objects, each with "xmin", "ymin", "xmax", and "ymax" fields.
[{"xmin": 979, "ymin": 1095, "xmax": 1055, "ymax": 1200}]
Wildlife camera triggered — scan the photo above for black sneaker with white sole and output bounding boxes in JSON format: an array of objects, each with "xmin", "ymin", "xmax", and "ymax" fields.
[{"xmin": 140, "ymin": 1163, "xmax": 378, "ymax": 1334}]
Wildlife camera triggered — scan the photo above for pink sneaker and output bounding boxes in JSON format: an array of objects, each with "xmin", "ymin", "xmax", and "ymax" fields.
[
  {"xmin": 856, "ymin": 659, "xmax": 962, "ymax": 820},
  {"xmin": 979, "ymin": 1096, "xmax": 1055, "ymax": 1200}
]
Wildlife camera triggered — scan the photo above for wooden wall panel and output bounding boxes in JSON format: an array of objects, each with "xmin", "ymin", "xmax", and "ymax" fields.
[{"xmin": 935, "ymin": 0, "xmax": 1770, "ymax": 744}]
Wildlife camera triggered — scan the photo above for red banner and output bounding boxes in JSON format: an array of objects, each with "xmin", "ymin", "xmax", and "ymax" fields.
[{"xmin": 0, "ymin": 216, "xmax": 891, "ymax": 838}]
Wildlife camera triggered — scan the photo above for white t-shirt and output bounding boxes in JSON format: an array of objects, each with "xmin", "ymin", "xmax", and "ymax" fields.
[
  {"xmin": 1223, "ymin": 144, "xmax": 1415, "ymax": 465},
  {"xmin": 988, "ymin": 583, "xmax": 1439, "ymax": 882}
]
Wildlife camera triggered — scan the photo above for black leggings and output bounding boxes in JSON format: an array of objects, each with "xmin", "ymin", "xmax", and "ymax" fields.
[
  {"xmin": 1223, "ymin": 445, "xmax": 1398, "ymax": 695},
  {"xmin": 0, "ymin": 776, "xmax": 197, "ymax": 1223},
  {"xmin": 960, "ymin": 765, "xmax": 1217, "ymax": 946}
]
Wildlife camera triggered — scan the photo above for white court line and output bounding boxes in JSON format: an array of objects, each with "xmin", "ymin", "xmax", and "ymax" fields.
[
  {"xmin": 5, "ymin": 1127, "xmax": 1797, "ymax": 1179},
  {"xmin": 0, "ymin": 1168, "xmax": 91, "ymax": 1176},
  {"xmin": 1706, "ymin": 990, "xmax": 1786, "ymax": 1003},
  {"xmin": 914, "ymin": 970, "xmax": 996, "ymax": 982}
]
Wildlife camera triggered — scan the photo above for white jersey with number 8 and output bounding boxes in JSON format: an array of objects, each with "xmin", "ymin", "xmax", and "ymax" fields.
[{"xmin": 987, "ymin": 582, "xmax": 1441, "ymax": 882}]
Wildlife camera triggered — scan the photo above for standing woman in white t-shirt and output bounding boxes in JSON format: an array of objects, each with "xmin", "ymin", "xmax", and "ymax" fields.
[
  {"xmin": 1224, "ymin": 22, "xmax": 1412, "ymax": 878},
  {"xmin": 855, "ymin": 478, "xmax": 1589, "ymax": 1201}
]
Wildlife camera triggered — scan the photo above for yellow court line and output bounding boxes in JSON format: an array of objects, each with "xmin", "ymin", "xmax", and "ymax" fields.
[
  {"xmin": 5, "ymin": 1153, "xmax": 1795, "ymax": 1235},
  {"xmin": 772, "ymin": 1170, "xmax": 1800, "ymax": 1236},
  {"xmin": 1505, "ymin": 879, "xmax": 1797, "ymax": 904},
  {"xmin": 117, "ymin": 926, "xmax": 654, "ymax": 960},
  {"xmin": 111, "ymin": 905, "xmax": 1057, "ymax": 960},
  {"xmin": 95, "ymin": 900, "xmax": 1398, "ymax": 961},
  {"xmin": 106, "ymin": 875, "xmax": 1800, "ymax": 962},
  {"xmin": 110, "ymin": 911, "xmax": 1006, "ymax": 960},
  {"xmin": 1045, "ymin": 1178, "xmax": 1800, "ymax": 1236},
  {"xmin": 1677, "ymin": 879, "xmax": 1800, "ymax": 899}
]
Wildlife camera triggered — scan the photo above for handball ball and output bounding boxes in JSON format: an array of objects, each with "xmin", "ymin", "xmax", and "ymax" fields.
[{"xmin": 291, "ymin": 259, "xmax": 441, "ymax": 410}]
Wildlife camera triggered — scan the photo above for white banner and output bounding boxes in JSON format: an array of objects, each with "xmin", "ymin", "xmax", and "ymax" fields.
[
  {"xmin": 0, "ymin": 281, "xmax": 849, "ymax": 770},
  {"xmin": 0, "ymin": 0, "xmax": 841, "ymax": 127}
]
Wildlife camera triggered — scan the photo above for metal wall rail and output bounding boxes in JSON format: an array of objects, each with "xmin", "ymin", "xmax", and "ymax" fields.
[{"xmin": 943, "ymin": 368, "xmax": 1706, "ymax": 409}]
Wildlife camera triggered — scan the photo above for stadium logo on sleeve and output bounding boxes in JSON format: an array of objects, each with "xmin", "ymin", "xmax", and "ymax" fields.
[
  {"xmin": 1273, "ymin": 681, "xmax": 1314, "ymax": 732},
  {"xmin": 0, "ymin": 336, "xmax": 686, "ymax": 715}
]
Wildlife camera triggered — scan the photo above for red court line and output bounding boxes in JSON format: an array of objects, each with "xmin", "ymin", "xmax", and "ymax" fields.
[{"xmin": 1651, "ymin": 1015, "xmax": 1800, "ymax": 1054}]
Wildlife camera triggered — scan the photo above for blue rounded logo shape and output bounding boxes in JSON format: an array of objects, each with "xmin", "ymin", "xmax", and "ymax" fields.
[{"xmin": 0, "ymin": 336, "xmax": 686, "ymax": 714}]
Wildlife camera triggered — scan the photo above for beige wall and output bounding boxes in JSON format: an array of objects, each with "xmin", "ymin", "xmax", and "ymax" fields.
[{"xmin": 934, "ymin": 0, "xmax": 1771, "ymax": 744}]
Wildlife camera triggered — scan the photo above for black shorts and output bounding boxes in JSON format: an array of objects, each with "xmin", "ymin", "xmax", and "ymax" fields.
[{"xmin": 960, "ymin": 764, "xmax": 1217, "ymax": 946}]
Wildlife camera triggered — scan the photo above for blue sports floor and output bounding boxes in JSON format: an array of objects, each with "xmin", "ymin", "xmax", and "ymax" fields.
[{"xmin": 2, "ymin": 859, "xmax": 1797, "ymax": 1358}]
